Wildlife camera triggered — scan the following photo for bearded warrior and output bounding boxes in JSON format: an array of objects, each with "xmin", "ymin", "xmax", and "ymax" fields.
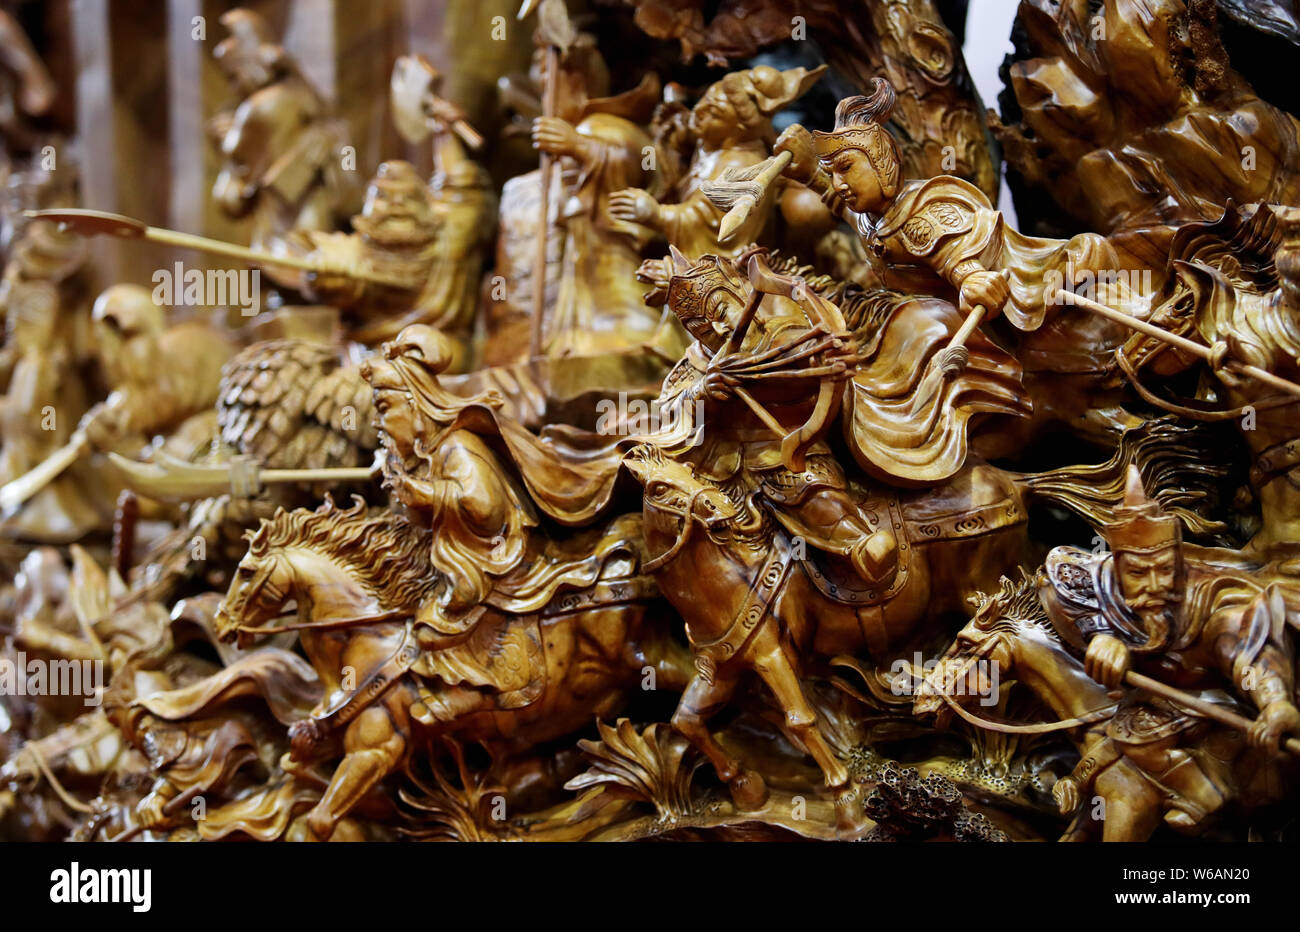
[
  {"xmin": 1040, "ymin": 466, "xmax": 1300, "ymax": 762},
  {"xmin": 289, "ymin": 159, "xmax": 491, "ymax": 362}
]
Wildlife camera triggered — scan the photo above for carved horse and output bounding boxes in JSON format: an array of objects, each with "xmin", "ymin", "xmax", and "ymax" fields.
[
  {"xmin": 622, "ymin": 421, "xmax": 1225, "ymax": 837},
  {"xmin": 213, "ymin": 497, "xmax": 691, "ymax": 841},
  {"xmin": 1118, "ymin": 203, "xmax": 1300, "ymax": 554},
  {"xmin": 914, "ymin": 574, "xmax": 1280, "ymax": 841}
]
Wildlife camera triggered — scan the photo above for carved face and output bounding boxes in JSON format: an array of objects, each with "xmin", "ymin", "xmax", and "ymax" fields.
[
  {"xmin": 828, "ymin": 148, "xmax": 889, "ymax": 215},
  {"xmin": 357, "ymin": 182, "xmax": 436, "ymax": 248},
  {"xmin": 666, "ymin": 256, "xmax": 748, "ymax": 353},
  {"xmin": 1114, "ymin": 547, "xmax": 1181, "ymax": 630},
  {"xmin": 214, "ymin": 550, "xmax": 293, "ymax": 645},
  {"xmin": 689, "ymin": 84, "xmax": 738, "ymax": 147},
  {"xmin": 373, "ymin": 387, "xmax": 419, "ymax": 460}
]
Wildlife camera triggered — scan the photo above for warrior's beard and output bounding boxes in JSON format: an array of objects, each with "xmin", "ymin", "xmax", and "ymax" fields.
[
  {"xmin": 354, "ymin": 212, "xmax": 437, "ymax": 250},
  {"xmin": 1133, "ymin": 603, "xmax": 1176, "ymax": 652}
]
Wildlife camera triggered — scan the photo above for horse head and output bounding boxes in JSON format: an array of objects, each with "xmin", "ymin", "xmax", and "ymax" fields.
[
  {"xmin": 215, "ymin": 496, "xmax": 434, "ymax": 647},
  {"xmin": 214, "ymin": 517, "xmax": 298, "ymax": 647},
  {"xmin": 911, "ymin": 574, "xmax": 1032, "ymax": 719},
  {"xmin": 624, "ymin": 443, "xmax": 739, "ymax": 536}
]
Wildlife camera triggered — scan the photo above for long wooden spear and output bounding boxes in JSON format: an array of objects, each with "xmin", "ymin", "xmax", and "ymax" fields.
[
  {"xmin": 1062, "ymin": 289, "xmax": 1300, "ymax": 399},
  {"xmin": 24, "ymin": 208, "xmax": 396, "ymax": 285},
  {"xmin": 521, "ymin": 0, "xmax": 575, "ymax": 358}
]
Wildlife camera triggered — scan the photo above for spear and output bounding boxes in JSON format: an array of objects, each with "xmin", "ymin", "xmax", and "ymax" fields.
[
  {"xmin": 1124, "ymin": 669, "xmax": 1300, "ymax": 756},
  {"xmin": 520, "ymin": 0, "xmax": 575, "ymax": 358},
  {"xmin": 1061, "ymin": 289, "xmax": 1300, "ymax": 400},
  {"xmin": 701, "ymin": 161, "xmax": 1300, "ymax": 400},
  {"xmin": 24, "ymin": 209, "xmax": 397, "ymax": 285}
]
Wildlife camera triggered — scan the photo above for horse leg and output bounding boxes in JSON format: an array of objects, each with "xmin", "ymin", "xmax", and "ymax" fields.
[
  {"xmin": 633, "ymin": 626, "xmax": 696, "ymax": 693},
  {"xmin": 305, "ymin": 704, "xmax": 407, "ymax": 841},
  {"xmin": 672, "ymin": 667, "xmax": 769, "ymax": 811},
  {"xmin": 745, "ymin": 622, "xmax": 867, "ymax": 838}
]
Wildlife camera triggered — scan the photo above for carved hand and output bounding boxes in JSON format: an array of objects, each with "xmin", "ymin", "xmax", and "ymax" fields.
[
  {"xmin": 1052, "ymin": 775, "xmax": 1080, "ymax": 814},
  {"xmin": 426, "ymin": 96, "xmax": 467, "ymax": 132},
  {"xmin": 1083, "ymin": 634, "xmax": 1130, "ymax": 690},
  {"xmin": 959, "ymin": 268, "xmax": 1010, "ymax": 317},
  {"xmin": 609, "ymin": 188, "xmax": 661, "ymax": 226},
  {"xmin": 77, "ymin": 399, "xmax": 130, "ymax": 451},
  {"xmin": 288, "ymin": 718, "xmax": 323, "ymax": 762},
  {"xmin": 774, "ymin": 124, "xmax": 817, "ymax": 184},
  {"xmin": 1249, "ymin": 699, "xmax": 1300, "ymax": 751},
  {"xmin": 532, "ymin": 116, "xmax": 584, "ymax": 159}
]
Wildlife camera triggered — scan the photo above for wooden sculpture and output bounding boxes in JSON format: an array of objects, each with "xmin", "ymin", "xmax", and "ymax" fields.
[{"xmin": 6, "ymin": 0, "xmax": 1300, "ymax": 847}]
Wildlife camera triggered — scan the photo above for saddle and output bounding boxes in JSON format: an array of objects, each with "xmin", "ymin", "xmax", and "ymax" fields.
[{"xmin": 800, "ymin": 462, "xmax": 1026, "ymax": 607}]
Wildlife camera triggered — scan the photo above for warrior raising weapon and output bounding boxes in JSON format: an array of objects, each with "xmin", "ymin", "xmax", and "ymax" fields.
[
  {"xmin": 740, "ymin": 77, "xmax": 1161, "ymax": 446},
  {"xmin": 608, "ymin": 64, "xmax": 834, "ymax": 261},
  {"xmin": 274, "ymin": 159, "xmax": 492, "ymax": 362},
  {"xmin": 208, "ymin": 9, "xmax": 354, "ymax": 266},
  {"xmin": 1039, "ymin": 466, "xmax": 1300, "ymax": 755}
]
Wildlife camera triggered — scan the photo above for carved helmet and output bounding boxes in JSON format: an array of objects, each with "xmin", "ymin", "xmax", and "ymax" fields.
[
  {"xmin": 813, "ymin": 77, "xmax": 902, "ymax": 196},
  {"xmin": 92, "ymin": 283, "xmax": 163, "ymax": 338},
  {"xmin": 1103, "ymin": 466, "xmax": 1181, "ymax": 555},
  {"xmin": 708, "ymin": 65, "xmax": 826, "ymax": 136},
  {"xmin": 663, "ymin": 246, "xmax": 744, "ymax": 349}
]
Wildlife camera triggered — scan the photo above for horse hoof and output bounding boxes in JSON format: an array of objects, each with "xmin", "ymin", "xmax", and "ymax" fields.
[{"xmin": 729, "ymin": 769, "xmax": 769, "ymax": 812}]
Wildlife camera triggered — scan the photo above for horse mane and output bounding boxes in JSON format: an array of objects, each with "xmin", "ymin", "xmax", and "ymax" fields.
[
  {"xmin": 1167, "ymin": 203, "xmax": 1282, "ymax": 294},
  {"xmin": 971, "ymin": 569, "xmax": 1053, "ymax": 636},
  {"xmin": 248, "ymin": 495, "xmax": 438, "ymax": 608},
  {"xmin": 761, "ymin": 249, "xmax": 903, "ymax": 344}
]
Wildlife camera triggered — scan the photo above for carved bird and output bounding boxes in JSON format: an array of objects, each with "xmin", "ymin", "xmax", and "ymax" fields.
[{"xmin": 217, "ymin": 339, "xmax": 378, "ymax": 472}]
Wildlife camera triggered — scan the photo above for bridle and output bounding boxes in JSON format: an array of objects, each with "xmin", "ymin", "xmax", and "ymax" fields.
[
  {"xmin": 924, "ymin": 624, "xmax": 1118, "ymax": 735},
  {"xmin": 224, "ymin": 546, "xmax": 411, "ymax": 637},
  {"xmin": 641, "ymin": 485, "xmax": 730, "ymax": 573}
]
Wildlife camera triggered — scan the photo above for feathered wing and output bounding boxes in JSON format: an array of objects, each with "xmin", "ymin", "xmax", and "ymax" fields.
[{"xmin": 217, "ymin": 340, "xmax": 378, "ymax": 470}]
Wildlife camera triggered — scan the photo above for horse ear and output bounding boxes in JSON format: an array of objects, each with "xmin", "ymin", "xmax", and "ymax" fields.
[
  {"xmin": 249, "ymin": 523, "xmax": 269, "ymax": 551},
  {"xmin": 622, "ymin": 444, "xmax": 652, "ymax": 483},
  {"xmin": 668, "ymin": 245, "xmax": 692, "ymax": 274}
]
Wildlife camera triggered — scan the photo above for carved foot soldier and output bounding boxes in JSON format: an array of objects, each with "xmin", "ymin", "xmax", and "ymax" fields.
[
  {"xmin": 1040, "ymin": 466, "xmax": 1300, "ymax": 831},
  {"xmin": 608, "ymin": 64, "xmax": 833, "ymax": 260}
]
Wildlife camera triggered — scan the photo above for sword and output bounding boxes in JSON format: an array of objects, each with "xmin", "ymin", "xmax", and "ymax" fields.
[{"xmin": 107, "ymin": 450, "xmax": 380, "ymax": 503}]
